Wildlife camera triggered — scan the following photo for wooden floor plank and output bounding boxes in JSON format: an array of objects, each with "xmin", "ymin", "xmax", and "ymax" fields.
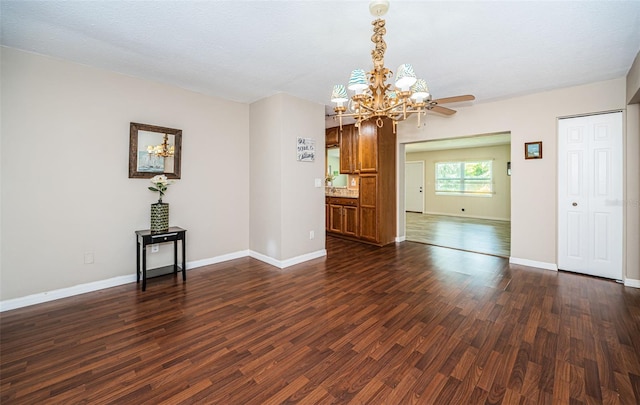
[{"xmin": 1, "ymin": 236, "xmax": 639, "ymax": 404}]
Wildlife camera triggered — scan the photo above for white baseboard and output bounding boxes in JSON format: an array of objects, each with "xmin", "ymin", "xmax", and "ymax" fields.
[
  {"xmin": 250, "ymin": 249, "xmax": 327, "ymax": 269},
  {"xmin": 0, "ymin": 274, "xmax": 136, "ymax": 312},
  {"xmin": 187, "ymin": 250, "xmax": 250, "ymax": 269},
  {"xmin": 396, "ymin": 235, "xmax": 406, "ymax": 242},
  {"xmin": 509, "ymin": 257, "xmax": 558, "ymax": 271},
  {"xmin": 0, "ymin": 248, "xmax": 329, "ymax": 312},
  {"xmin": 624, "ymin": 278, "xmax": 640, "ymax": 288}
]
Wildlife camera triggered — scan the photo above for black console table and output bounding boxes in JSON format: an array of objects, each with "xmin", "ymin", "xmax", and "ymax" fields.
[{"xmin": 135, "ymin": 227, "xmax": 186, "ymax": 291}]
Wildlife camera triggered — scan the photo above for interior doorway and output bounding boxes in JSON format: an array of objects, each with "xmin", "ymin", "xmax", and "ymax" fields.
[
  {"xmin": 405, "ymin": 161, "xmax": 424, "ymax": 213},
  {"xmin": 557, "ymin": 112, "xmax": 623, "ymax": 280},
  {"xmin": 403, "ymin": 133, "xmax": 511, "ymax": 257}
]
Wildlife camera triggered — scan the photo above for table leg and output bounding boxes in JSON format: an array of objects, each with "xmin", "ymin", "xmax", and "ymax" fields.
[
  {"xmin": 136, "ymin": 239, "xmax": 140, "ymax": 283},
  {"xmin": 142, "ymin": 243, "xmax": 147, "ymax": 291},
  {"xmin": 182, "ymin": 234, "xmax": 186, "ymax": 282},
  {"xmin": 173, "ymin": 239, "xmax": 178, "ymax": 275}
]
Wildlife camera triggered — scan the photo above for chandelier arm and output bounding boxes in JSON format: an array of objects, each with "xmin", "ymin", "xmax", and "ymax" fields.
[
  {"xmin": 334, "ymin": 111, "xmax": 372, "ymax": 120},
  {"xmin": 337, "ymin": 101, "xmax": 422, "ymax": 119},
  {"xmin": 356, "ymin": 97, "xmax": 413, "ymax": 114}
]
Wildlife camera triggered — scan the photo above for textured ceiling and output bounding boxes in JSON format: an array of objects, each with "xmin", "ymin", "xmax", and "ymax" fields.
[{"xmin": 1, "ymin": 1, "xmax": 640, "ymax": 110}]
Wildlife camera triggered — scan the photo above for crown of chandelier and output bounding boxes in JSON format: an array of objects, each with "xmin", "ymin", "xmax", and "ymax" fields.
[{"xmin": 331, "ymin": 0, "xmax": 431, "ymax": 132}]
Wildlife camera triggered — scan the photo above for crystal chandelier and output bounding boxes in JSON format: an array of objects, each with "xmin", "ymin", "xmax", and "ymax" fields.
[
  {"xmin": 147, "ymin": 134, "xmax": 175, "ymax": 158},
  {"xmin": 331, "ymin": 0, "xmax": 432, "ymax": 133}
]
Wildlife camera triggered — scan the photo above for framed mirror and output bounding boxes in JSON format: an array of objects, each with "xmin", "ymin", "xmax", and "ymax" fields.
[{"xmin": 129, "ymin": 122, "xmax": 182, "ymax": 179}]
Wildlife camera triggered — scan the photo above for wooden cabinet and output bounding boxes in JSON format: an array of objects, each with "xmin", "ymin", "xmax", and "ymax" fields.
[
  {"xmin": 326, "ymin": 197, "xmax": 359, "ymax": 237},
  {"xmin": 326, "ymin": 127, "xmax": 340, "ymax": 147},
  {"xmin": 326, "ymin": 119, "xmax": 395, "ymax": 246},
  {"xmin": 357, "ymin": 120, "xmax": 396, "ymax": 246},
  {"xmin": 339, "ymin": 124, "xmax": 358, "ymax": 174}
]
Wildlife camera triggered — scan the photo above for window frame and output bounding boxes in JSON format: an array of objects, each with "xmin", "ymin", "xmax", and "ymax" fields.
[{"xmin": 434, "ymin": 160, "xmax": 494, "ymax": 197}]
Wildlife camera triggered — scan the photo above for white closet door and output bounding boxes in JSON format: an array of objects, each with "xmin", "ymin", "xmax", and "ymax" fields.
[{"xmin": 558, "ymin": 112, "xmax": 623, "ymax": 280}]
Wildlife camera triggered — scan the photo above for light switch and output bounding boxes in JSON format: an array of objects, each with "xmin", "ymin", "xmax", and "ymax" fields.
[{"xmin": 314, "ymin": 178, "xmax": 322, "ymax": 187}]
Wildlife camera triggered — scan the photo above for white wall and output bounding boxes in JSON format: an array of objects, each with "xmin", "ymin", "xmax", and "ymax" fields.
[
  {"xmin": 407, "ymin": 144, "xmax": 511, "ymax": 221},
  {"xmin": 626, "ymin": 103, "xmax": 640, "ymax": 283},
  {"xmin": 249, "ymin": 93, "xmax": 326, "ymax": 264},
  {"xmin": 397, "ymin": 77, "xmax": 640, "ymax": 282},
  {"xmin": 625, "ymin": 51, "xmax": 640, "ymax": 283},
  {"xmin": 627, "ymin": 51, "xmax": 640, "ymax": 104},
  {"xmin": 249, "ymin": 96, "xmax": 283, "ymax": 261},
  {"xmin": 0, "ymin": 47, "xmax": 250, "ymax": 301},
  {"xmin": 280, "ymin": 94, "xmax": 326, "ymax": 260}
]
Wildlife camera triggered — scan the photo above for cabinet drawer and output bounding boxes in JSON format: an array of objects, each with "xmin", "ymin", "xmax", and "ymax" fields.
[
  {"xmin": 327, "ymin": 197, "xmax": 358, "ymax": 207},
  {"xmin": 149, "ymin": 232, "xmax": 179, "ymax": 243}
]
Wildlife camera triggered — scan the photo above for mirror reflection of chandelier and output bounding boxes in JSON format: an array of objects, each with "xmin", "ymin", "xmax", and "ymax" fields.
[
  {"xmin": 331, "ymin": 0, "xmax": 474, "ymax": 133},
  {"xmin": 147, "ymin": 134, "xmax": 175, "ymax": 158}
]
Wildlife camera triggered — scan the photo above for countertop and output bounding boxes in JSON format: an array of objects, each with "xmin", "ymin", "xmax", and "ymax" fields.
[{"xmin": 325, "ymin": 187, "xmax": 359, "ymax": 198}]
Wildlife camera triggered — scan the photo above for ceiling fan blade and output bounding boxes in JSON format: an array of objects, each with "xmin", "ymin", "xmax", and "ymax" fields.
[
  {"xmin": 430, "ymin": 105, "xmax": 457, "ymax": 115},
  {"xmin": 431, "ymin": 95, "xmax": 476, "ymax": 105}
]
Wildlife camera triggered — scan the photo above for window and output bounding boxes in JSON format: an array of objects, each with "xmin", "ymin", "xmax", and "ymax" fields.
[{"xmin": 435, "ymin": 160, "xmax": 493, "ymax": 196}]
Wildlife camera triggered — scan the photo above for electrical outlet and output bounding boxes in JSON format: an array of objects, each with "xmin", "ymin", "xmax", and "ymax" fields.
[
  {"xmin": 309, "ymin": 230, "xmax": 315, "ymax": 239},
  {"xmin": 151, "ymin": 244, "xmax": 159, "ymax": 253},
  {"xmin": 84, "ymin": 252, "xmax": 94, "ymax": 264}
]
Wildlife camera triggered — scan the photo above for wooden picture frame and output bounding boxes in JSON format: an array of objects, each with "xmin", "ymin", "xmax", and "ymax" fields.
[
  {"xmin": 129, "ymin": 122, "xmax": 182, "ymax": 179},
  {"xmin": 525, "ymin": 141, "xmax": 542, "ymax": 159}
]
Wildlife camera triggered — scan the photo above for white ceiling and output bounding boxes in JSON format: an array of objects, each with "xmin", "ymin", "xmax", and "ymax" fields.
[{"xmin": 2, "ymin": 0, "xmax": 639, "ymax": 112}]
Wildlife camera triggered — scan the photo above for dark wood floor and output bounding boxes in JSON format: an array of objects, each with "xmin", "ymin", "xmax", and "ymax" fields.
[{"xmin": 2, "ymin": 236, "xmax": 639, "ymax": 404}]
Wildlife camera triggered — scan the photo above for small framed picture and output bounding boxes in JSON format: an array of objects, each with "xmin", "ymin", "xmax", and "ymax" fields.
[{"xmin": 525, "ymin": 141, "xmax": 542, "ymax": 159}]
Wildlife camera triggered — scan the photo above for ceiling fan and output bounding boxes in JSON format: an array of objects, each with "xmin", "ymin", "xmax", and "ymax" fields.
[{"xmin": 426, "ymin": 94, "xmax": 476, "ymax": 116}]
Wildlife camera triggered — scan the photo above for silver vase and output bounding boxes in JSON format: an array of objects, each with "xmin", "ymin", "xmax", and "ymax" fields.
[{"xmin": 150, "ymin": 201, "xmax": 169, "ymax": 232}]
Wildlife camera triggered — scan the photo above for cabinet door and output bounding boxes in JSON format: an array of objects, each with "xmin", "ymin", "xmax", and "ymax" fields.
[
  {"xmin": 358, "ymin": 121, "xmax": 378, "ymax": 173},
  {"xmin": 343, "ymin": 206, "xmax": 359, "ymax": 237},
  {"xmin": 340, "ymin": 125, "xmax": 357, "ymax": 174},
  {"xmin": 326, "ymin": 127, "xmax": 340, "ymax": 147},
  {"xmin": 325, "ymin": 202, "xmax": 329, "ymax": 230},
  {"xmin": 359, "ymin": 175, "xmax": 378, "ymax": 241},
  {"xmin": 329, "ymin": 204, "xmax": 344, "ymax": 233}
]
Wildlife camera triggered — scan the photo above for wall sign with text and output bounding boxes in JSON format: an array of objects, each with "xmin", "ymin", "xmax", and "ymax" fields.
[{"xmin": 297, "ymin": 137, "xmax": 315, "ymax": 162}]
